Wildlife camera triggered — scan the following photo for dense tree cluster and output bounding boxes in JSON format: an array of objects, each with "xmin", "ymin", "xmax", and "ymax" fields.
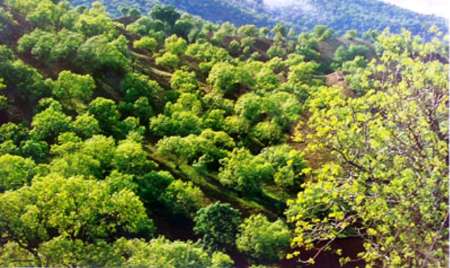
[{"xmin": 0, "ymin": 0, "xmax": 447, "ymax": 267}]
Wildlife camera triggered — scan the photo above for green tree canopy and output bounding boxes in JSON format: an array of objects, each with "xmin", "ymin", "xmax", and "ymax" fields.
[
  {"xmin": 30, "ymin": 101, "xmax": 72, "ymax": 142},
  {"xmin": 194, "ymin": 202, "xmax": 242, "ymax": 248},
  {"xmin": 113, "ymin": 237, "xmax": 233, "ymax": 268},
  {"xmin": 288, "ymin": 31, "xmax": 448, "ymax": 266},
  {"xmin": 47, "ymin": 71, "xmax": 95, "ymax": 112},
  {"xmin": 236, "ymin": 214, "xmax": 291, "ymax": 262},
  {"xmin": 207, "ymin": 62, "xmax": 254, "ymax": 97},
  {"xmin": 0, "ymin": 154, "xmax": 36, "ymax": 192},
  {"xmin": 0, "ymin": 174, "xmax": 154, "ymax": 266},
  {"xmin": 218, "ymin": 148, "xmax": 273, "ymax": 194},
  {"xmin": 161, "ymin": 180, "xmax": 209, "ymax": 218},
  {"xmin": 133, "ymin": 36, "xmax": 158, "ymax": 53}
]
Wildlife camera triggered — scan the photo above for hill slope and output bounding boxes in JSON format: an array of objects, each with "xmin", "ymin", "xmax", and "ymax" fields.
[
  {"xmin": 0, "ymin": 0, "xmax": 448, "ymax": 267},
  {"xmin": 71, "ymin": 0, "xmax": 447, "ymax": 38}
]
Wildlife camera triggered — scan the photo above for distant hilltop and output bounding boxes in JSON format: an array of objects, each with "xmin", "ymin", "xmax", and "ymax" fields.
[{"xmin": 71, "ymin": 0, "xmax": 448, "ymax": 39}]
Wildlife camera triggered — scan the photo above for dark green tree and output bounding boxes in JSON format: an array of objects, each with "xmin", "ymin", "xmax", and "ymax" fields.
[{"xmin": 194, "ymin": 202, "xmax": 242, "ymax": 248}]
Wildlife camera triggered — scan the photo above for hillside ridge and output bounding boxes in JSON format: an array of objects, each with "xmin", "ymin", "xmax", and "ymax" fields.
[{"xmin": 71, "ymin": 0, "xmax": 448, "ymax": 39}]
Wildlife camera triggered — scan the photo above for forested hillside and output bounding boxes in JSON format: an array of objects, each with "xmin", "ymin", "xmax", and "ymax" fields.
[
  {"xmin": 70, "ymin": 0, "xmax": 448, "ymax": 39},
  {"xmin": 0, "ymin": 0, "xmax": 448, "ymax": 267}
]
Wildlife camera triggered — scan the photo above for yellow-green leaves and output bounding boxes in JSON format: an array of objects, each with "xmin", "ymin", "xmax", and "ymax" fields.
[
  {"xmin": 0, "ymin": 154, "xmax": 36, "ymax": 192},
  {"xmin": 289, "ymin": 30, "xmax": 448, "ymax": 266},
  {"xmin": 236, "ymin": 214, "xmax": 291, "ymax": 262},
  {"xmin": 0, "ymin": 174, "xmax": 154, "ymax": 266},
  {"xmin": 47, "ymin": 71, "xmax": 95, "ymax": 113}
]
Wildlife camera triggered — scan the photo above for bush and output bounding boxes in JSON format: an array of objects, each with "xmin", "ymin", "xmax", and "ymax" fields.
[
  {"xmin": 161, "ymin": 180, "xmax": 208, "ymax": 218},
  {"xmin": 236, "ymin": 214, "xmax": 291, "ymax": 262},
  {"xmin": 218, "ymin": 148, "xmax": 272, "ymax": 194},
  {"xmin": 133, "ymin": 36, "xmax": 158, "ymax": 53},
  {"xmin": 155, "ymin": 52, "xmax": 180, "ymax": 68},
  {"xmin": 114, "ymin": 237, "xmax": 233, "ymax": 268},
  {"xmin": 194, "ymin": 202, "xmax": 242, "ymax": 248}
]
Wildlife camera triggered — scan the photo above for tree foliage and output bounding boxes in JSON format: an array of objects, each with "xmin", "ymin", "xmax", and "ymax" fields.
[
  {"xmin": 218, "ymin": 148, "xmax": 273, "ymax": 194},
  {"xmin": 0, "ymin": 174, "xmax": 154, "ymax": 266},
  {"xmin": 236, "ymin": 214, "xmax": 291, "ymax": 262},
  {"xmin": 194, "ymin": 202, "xmax": 242, "ymax": 248},
  {"xmin": 288, "ymin": 31, "xmax": 448, "ymax": 266},
  {"xmin": 113, "ymin": 237, "xmax": 233, "ymax": 268},
  {"xmin": 0, "ymin": 154, "xmax": 35, "ymax": 192},
  {"xmin": 0, "ymin": 0, "xmax": 447, "ymax": 266},
  {"xmin": 47, "ymin": 71, "xmax": 95, "ymax": 112}
]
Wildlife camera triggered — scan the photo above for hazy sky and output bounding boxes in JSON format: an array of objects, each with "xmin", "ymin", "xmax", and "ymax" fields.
[
  {"xmin": 382, "ymin": 0, "xmax": 448, "ymax": 18},
  {"xmin": 263, "ymin": 0, "xmax": 449, "ymax": 18}
]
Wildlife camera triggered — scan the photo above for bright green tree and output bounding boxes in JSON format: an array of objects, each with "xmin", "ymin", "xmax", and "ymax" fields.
[
  {"xmin": 113, "ymin": 138, "xmax": 155, "ymax": 175},
  {"xmin": 161, "ymin": 180, "xmax": 208, "ymax": 218},
  {"xmin": 288, "ymin": 31, "xmax": 448, "ymax": 266},
  {"xmin": 170, "ymin": 70, "xmax": 198, "ymax": 93},
  {"xmin": 0, "ymin": 174, "xmax": 154, "ymax": 266},
  {"xmin": 207, "ymin": 62, "xmax": 254, "ymax": 96},
  {"xmin": 71, "ymin": 113, "xmax": 101, "ymax": 138},
  {"xmin": 47, "ymin": 70, "xmax": 95, "ymax": 112},
  {"xmin": 236, "ymin": 214, "xmax": 291, "ymax": 262},
  {"xmin": 133, "ymin": 36, "xmax": 158, "ymax": 53},
  {"xmin": 113, "ymin": 237, "xmax": 233, "ymax": 268},
  {"xmin": 0, "ymin": 154, "xmax": 36, "ymax": 192},
  {"xmin": 218, "ymin": 148, "xmax": 273, "ymax": 194},
  {"xmin": 164, "ymin": 35, "xmax": 187, "ymax": 55},
  {"xmin": 258, "ymin": 145, "xmax": 306, "ymax": 189},
  {"xmin": 30, "ymin": 101, "xmax": 72, "ymax": 141}
]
